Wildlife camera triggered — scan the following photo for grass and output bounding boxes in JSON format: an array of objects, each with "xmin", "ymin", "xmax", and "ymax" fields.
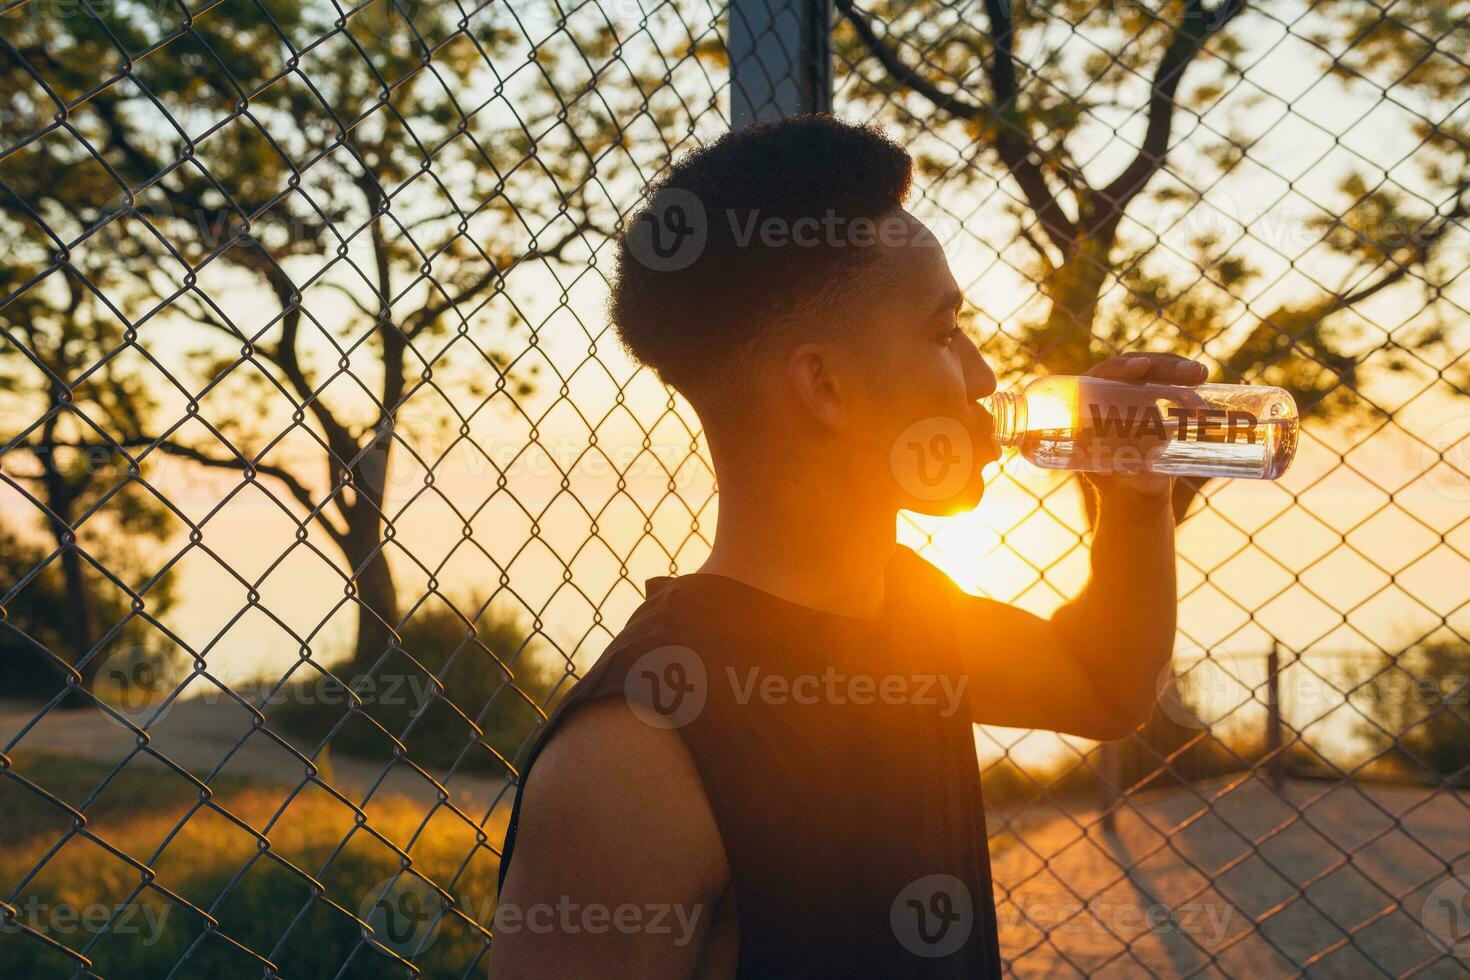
[
  {"xmin": 269, "ymin": 601, "xmax": 565, "ymax": 781},
  {"xmin": 0, "ymin": 753, "xmax": 501, "ymax": 979}
]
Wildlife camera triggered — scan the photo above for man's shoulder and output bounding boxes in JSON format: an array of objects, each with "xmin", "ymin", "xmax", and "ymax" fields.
[
  {"xmin": 493, "ymin": 697, "xmax": 728, "ymax": 966},
  {"xmin": 496, "ymin": 580, "xmax": 728, "ymax": 896},
  {"xmin": 887, "ymin": 544, "xmax": 974, "ymax": 629},
  {"xmin": 558, "ymin": 576, "xmax": 713, "ymax": 702},
  {"xmin": 888, "ymin": 543, "xmax": 962, "ymax": 594},
  {"xmin": 519, "ymin": 698, "xmax": 713, "ymax": 828}
]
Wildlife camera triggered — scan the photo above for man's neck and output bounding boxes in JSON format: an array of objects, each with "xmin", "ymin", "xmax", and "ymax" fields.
[{"xmin": 695, "ymin": 477, "xmax": 897, "ymax": 619}]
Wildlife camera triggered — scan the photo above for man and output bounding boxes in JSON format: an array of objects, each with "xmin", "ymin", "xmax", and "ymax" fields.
[{"xmin": 488, "ymin": 116, "xmax": 1203, "ymax": 977}]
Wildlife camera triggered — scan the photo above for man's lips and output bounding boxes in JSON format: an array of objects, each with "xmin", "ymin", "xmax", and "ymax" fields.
[{"xmin": 972, "ymin": 407, "xmax": 1001, "ymax": 464}]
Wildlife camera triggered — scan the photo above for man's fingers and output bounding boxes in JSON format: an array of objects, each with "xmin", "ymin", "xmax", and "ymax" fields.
[
  {"xmin": 1148, "ymin": 355, "xmax": 1207, "ymax": 383},
  {"xmin": 1087, "ymin": 356, "xmax": 1149, "ymax": 379},
  {"xmin": 1088, "ymin": 353, "xmax": 1207, "ymax": 385}
]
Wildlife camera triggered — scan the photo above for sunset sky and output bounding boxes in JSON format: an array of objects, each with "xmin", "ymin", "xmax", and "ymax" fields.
[{"xmin": 2, "ymin": 2, "xmax": 1466, "ymax": 771}]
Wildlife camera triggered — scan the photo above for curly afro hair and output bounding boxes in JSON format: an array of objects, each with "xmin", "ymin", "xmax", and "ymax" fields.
[{"xmin": 609, "ymin": 115, "xmax": 912, "ymax": 399}]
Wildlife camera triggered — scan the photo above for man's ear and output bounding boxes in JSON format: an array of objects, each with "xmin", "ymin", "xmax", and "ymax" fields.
[{"xmin": 786, "ymin": 341, "xmax": 848, "ymax": 430}]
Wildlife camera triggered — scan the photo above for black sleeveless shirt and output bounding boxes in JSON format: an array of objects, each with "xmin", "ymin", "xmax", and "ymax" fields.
[{"xmin": 497, "ymin": 545, "xmax": 1003, "ymax": 977}]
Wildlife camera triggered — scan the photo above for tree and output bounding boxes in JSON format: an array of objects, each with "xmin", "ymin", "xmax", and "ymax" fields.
[
  {"xmin": 0, "ymin": 523, "xmax": 177, "ymax": 701},
  {"xmin": 1353, "ymin": 641, "xmax": 1470, "ymax": 784},
  {"xmin": 835, "ymin": 0, "xmax": 1470, "ymax": 521},
  {"xmin": 833, "ymin": 0, "xmax": 1470, "ymax": 804},
  {"xmin": 0, "ymin": 3, "xmax": 690, "ymax": 689},
  {"xmin": 1, "ymin": 130, "xmax": 180, "ymax": 700}
]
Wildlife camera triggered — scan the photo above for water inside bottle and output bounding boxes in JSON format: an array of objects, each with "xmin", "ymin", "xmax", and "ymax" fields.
[{"xmin": 1019, "ymin": 418, "xmax": 1298, "ymax": 479}]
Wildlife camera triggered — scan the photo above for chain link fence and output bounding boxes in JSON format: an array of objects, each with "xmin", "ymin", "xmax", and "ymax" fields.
[{"xmin": 0, "ymin": 0, "xmax": 1467, "ymax": 976}]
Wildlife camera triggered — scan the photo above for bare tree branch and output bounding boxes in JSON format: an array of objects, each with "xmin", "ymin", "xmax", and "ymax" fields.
[
  {"xmin": 14, "ymin": 437, "xmax": 351, "ymax": 547},
  {"xmin": 256, "ymin": 264, "xmax": 364, "ymax": 479},
  {"xmin": 1331, "ymin": 192, "xmax": 1468, "ymax": 312},
  {"xmin": 1244, "ymin": 188, "xmax": 1470, "ymax": 363},
  {"xmin": 317, "ymin": 281, "xmax": 381, "ymax": 321},
  {"xmin": 153, "ymin": 439, "xmax": 349, "ymax": 547},
  {"xmin": 1095, "ymin": 0, "xmax": 1248, "ymax": 238},
  {"xmin": 402, "ymin": 215, "xmax": 602, "ymax": 339},
  {"xmin": 836, "ymin": 0, "xmax": 1079, "ymax": 251},
  {"xmin": 1017, "ymin": 224, "xmax": 1058, "ymax": 275}
]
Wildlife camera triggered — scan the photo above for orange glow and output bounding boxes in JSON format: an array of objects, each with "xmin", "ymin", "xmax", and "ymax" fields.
[{"xmin": 1021, "ymin": 381, "xmax": 1078, "ymax": 432}]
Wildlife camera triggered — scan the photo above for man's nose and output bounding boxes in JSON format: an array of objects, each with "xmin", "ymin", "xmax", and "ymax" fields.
[{"xmin": 966, "ymin": 346, "xmax": 997, "ymax": 401}]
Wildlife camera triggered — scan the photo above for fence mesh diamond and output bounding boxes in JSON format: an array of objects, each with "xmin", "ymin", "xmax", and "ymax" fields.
[{"xmin": 0, "ymin": 0, "xmax": 1467, "ymax": 977}]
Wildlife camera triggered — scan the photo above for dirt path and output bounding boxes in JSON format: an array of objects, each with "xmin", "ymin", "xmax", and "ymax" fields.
[
  {"xmin": 0, "ymin": 695, "xmax": 513, "ymax": 819},
  {"xmin": 988, "ymin": 774, "xmax": 1470, "ymax": 977},
  {"xmin": 6, "ymin": 697, "xmax": 1466, "ymax": 975}
]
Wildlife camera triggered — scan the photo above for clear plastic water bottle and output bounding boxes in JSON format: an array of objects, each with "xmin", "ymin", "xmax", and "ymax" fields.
[{"xmin": 982, "ymin": 376, "xmax": 1298, "ymax": 480}]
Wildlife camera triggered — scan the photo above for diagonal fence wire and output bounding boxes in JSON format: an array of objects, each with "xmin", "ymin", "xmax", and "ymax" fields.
[
  {"xmin": 1, "ymin": 1, "xmax": 727, "ymax": 976},
  {"xmin": 834, "ymin": 0, "xmax": 1470, "ymax": 975},
  {"xmin": 0, "ymin": 0, "xmax": 1467, "ymax": 977}
]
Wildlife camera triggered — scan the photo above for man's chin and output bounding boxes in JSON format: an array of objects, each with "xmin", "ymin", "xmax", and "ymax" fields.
[{"xmin": 902, "ymin": 478, "xmax": 986, "ymax": 517}]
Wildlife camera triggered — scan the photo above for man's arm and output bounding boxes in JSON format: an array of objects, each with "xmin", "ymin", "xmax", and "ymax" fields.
[
  {"xmin": 958, "ymin": 484, "xmax": 1176, "ymax": 740},
  {"xmin": 960, "ymin": 352, "xmax": 1203, "ymax": 741},
  {"xmin": 487, "ymin": 698, "xmax": 729, "ymax": 978}
]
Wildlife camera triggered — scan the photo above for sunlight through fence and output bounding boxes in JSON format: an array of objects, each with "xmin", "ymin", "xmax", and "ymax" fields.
[{"xmin": 1, "ymin": 0, "xmax": 1467, "ymax": 976}]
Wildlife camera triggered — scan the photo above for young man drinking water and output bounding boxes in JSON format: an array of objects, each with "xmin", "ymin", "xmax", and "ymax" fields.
[{"xmin": 488, "ymin": 116, "xmax": 1204, "ymax": 978}]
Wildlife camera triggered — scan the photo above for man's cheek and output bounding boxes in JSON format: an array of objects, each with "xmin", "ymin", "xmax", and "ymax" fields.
[{"xmin": 889, "ymin": 414, "xmax": 980, "ymax": 504}]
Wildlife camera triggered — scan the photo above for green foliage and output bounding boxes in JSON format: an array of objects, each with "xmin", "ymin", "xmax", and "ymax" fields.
[
  {"xmin": 0, "ymin": 754, "xmax": 498, "ymax": 978},
  {"xmin": 271, "ymin": 598, "xmax": 564, "ymax": 778},
  {"xmin": 1351, "ymin": 641, "xmax": 1470, "ymax": 783},
  {"xmin": 0, "ymin": 527, "xmax": 178, "ymax": 702},
  {"xmin": 836, "ymin": 0, "xmax": 1470, "ymax": 411},
  {"xmin": 2, "ymin": 1, "xmax": 699, "ymax": 681}
]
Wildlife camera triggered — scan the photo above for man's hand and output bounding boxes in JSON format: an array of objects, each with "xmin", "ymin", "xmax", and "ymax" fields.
[
  {"xmin": 1082, "ymin": 352, "xmax": 1209, "ymax": 503},
  {"xmin": 956, "ymin": 351, "xmax": 1202, "ymax": 739}
]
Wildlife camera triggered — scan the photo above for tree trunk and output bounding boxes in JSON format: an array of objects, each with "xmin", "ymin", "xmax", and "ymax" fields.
[
  {"xmin": 1037, "ymin": 245, "xmax": 1205, "ymax": 816},
  {"xmin": 1035, "ymin": 243, "xmax": 1113, "ymax": 376},
  {"xmin": 39, "ymin": 447, "xmax": 99, "ymax": 702},
  {"xmin": 343, "ymin": 439, "xmax": 399, "ymax": 667},
  {"xmin": 56, "ymin": 537, "xmax": 99, "ymax": 691},
  {"xmin": 343, "ymin": 514, "xmax": 399, "ymax": 667}
]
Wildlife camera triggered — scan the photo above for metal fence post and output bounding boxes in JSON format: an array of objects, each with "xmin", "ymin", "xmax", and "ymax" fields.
[
  {"xmin": 3, "ymin": 2, "xmax": 1467, "ymax": 975},
  {"xmin": 1097, "ymin": 740, "xmax": 1119, "ymax": 832},
  {"xmin": 730, "ymin": 0, "xmax": 834, "ymax": 127},
  {"xmin": 1266, "ymin": 642, "xmax": 1284, "ymax": 787}
]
